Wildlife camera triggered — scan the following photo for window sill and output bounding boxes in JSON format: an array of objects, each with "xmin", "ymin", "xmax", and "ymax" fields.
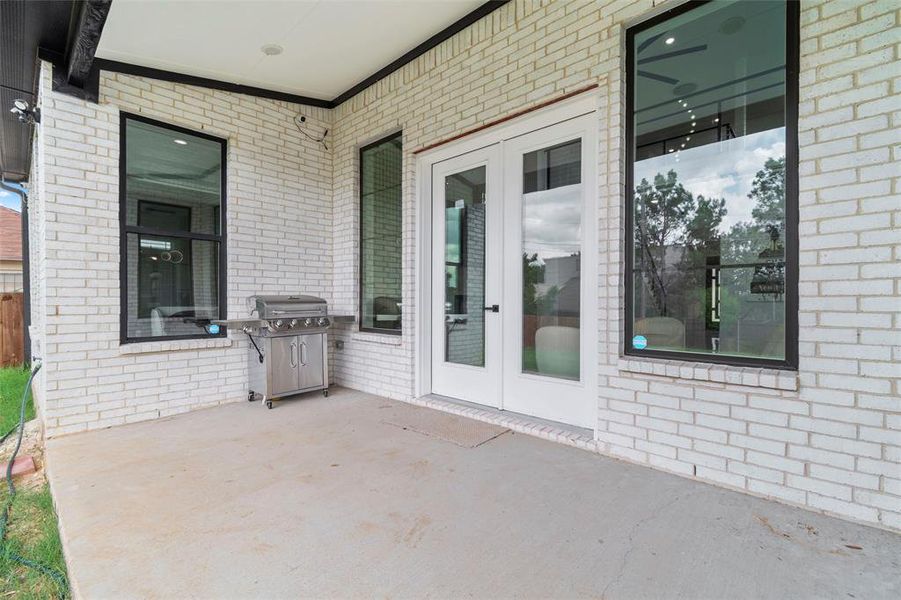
[
  {"xmin": 617, "ymin": 357, "xmax": 798, "ymax": 391},
  {"xmin": 119, "ymin": 337, "xmax": 233, "ymax": 356},
  {"xmin": 349, "ymin": 331, "xmax": 404, "ymax": 346}
]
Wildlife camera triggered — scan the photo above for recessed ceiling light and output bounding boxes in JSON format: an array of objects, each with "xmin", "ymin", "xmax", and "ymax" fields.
[
  {"xmin": 665, "ymin": 37, "xmax": 675, "ymax": 45},
  {"xmin": 714, "ymin": 117, "xmax": 720, "ymax": 122},
  {"xmin": 173, "ymin": 139, "xmax": 187, "ymax": 145},
  {"xmin": 261, "ymin": 44, "xmax": 283, "ymax": 56},
  {"xmin": 691, "ymin": 122, "xmax": 696, "ymax": 126},
  {"xmin": 674, "ymin": 82, "xmax": 698, "ymax": 96},
  {"xmin": 720, "ymin": 16, "xmax": 746, "ymax": 35}
]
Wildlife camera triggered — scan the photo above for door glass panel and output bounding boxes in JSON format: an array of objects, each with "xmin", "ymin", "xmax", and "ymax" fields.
[
  {"xmin": 522, "ymin": 140, "xmax": 581, "ymax": 380},
  {"xmin": 444, "ymin": 166, "xmax": 487, "ymax": 366}
]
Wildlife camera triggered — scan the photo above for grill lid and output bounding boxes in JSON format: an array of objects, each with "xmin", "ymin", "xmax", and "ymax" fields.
[{"xmin": 250, "ymin": 295, "xmax": 327, "ymax": 318}]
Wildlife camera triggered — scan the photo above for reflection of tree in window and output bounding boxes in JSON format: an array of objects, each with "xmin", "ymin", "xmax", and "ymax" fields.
[
  {"xmin": 628, "ymin": 0, "xmax": 789, "ymax": 361},
  {"xmin": 632, "ymin": 156, "xmax": 785, "ymax": 357}
]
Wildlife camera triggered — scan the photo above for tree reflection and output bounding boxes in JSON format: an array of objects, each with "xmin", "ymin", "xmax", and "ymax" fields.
[{"xmin": 633, "ymin": 156, "xmax": 786, "ymax": 356}]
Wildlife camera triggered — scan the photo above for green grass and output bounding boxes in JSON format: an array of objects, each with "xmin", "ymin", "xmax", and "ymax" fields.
[
  {"xmin": 0, "ymin": 366, "xmax": 34, "ymax": 435},
  {"xmin": 0, "ymin": 365, "xmax": 69, "ymax": 598},
  {"xmin": 0, "ymin": 485, "xmax": 69, "ymax": 599}
]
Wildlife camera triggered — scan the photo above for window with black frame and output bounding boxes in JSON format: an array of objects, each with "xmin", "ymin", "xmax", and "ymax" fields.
[
  {"xmin": 121, "ymin": 115, "xmax": 226, "ymax": 342},
  {"xmin": 626, "ymin": 0, "xmax": 795, "ymax": 366},
  {"xmin": 360, "ymin": 133, "xmax": 403, "ymax": 334}
]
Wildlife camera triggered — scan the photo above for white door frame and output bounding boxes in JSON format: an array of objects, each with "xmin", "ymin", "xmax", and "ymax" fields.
[{"xmin": 415, "ymin": 91, "xmax": 598, "ymax": 427}]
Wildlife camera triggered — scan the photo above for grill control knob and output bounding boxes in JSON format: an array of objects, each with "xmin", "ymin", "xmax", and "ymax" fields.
[
  {"xmin": 275, "ymin": 319, "xmax": 283, "ymax": 328},
  {"xmin": 290, "ymin": 319, "xmax": 298, "ymax": 327},
  {"xmin": 304, "ymin": 318, "xmax": 312, "ymax": 327},
  {"xmin": 318, "ymin": 317, "xmax": 328, "ymax": 327}
]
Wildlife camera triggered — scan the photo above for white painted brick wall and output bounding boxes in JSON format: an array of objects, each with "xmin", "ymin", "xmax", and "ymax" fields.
[
  {"xmin": 30, "ymin": 0, "xmax": 899, "ymax": 531},
  {"xmin": 595, "ymin": 0, "xmax": 900, "ymax": 533},
  {"xmin": 328, "ymin": 0, "xmax": 899, "ymax": 531},
  {"xmin": 31, "ymin": 64, "xmax": 333, "ymax": 435}
]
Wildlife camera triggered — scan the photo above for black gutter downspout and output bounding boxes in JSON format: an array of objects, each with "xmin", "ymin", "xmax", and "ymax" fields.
[{"xmin": 0, "ymin": 180, "xmax": 30, "ymax": 365}]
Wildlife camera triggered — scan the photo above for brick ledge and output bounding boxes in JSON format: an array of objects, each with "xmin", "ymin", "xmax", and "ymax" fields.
[
  {"xmin": 617, "ymin": 358, "xmax": 798, "ymax": 391},
  {"xmin": 348, "ymin": 332, "xmax": 403, "ymax": 346},
  {"xmin": 119, "ymin": 338, "xmax": 233, "ymax": 355},
  {"xmin": 408, "ymin": 394, "xmax": 596, "ymax": 452}
]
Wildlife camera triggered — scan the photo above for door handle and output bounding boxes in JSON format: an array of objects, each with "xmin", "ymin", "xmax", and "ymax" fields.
[
  {"xmin": 290, "ymin": 341, "xmax": 297, "ymax": 368},
  {"xmin": 299, "ymin": 341, "xmax": 307, "ymax": 366},
  {"xmin": 484, "ymin": 304, "xmax": 499, "ymax": 313}
]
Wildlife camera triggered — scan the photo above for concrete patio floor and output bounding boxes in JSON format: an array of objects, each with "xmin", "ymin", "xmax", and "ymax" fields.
[{"xmin": 47, "ymin": 388, "xmax": 900, "ymax": 599}]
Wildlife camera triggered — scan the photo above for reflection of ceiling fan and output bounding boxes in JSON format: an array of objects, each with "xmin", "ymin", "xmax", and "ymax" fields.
[{"xmin": 637, "ymin": 32, "xmax": 707, "ymax": 88}]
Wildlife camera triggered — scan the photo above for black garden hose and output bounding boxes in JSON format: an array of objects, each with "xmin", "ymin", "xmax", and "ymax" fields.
[{"xmin": 0, "ymin": 361, "xmax": 69, "ymax": 598}]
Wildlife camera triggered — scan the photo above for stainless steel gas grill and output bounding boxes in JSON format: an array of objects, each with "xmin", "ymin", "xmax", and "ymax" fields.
[{"xmin": 217, "ymin": 295, "xmax": 331, "ymax": 409}]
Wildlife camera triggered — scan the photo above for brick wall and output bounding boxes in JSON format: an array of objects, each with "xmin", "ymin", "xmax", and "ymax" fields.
[
  {"xmin": 593, "ymin": 0, "xmax": 899, "ymax": 531},
  {"xmin": 327, "ymin": 0, "xmax": 898, "ymax": 530},
  {"xmin": 30, "ymin": 64, "xmax": 333, "ymax": 435},
  {"xmin": 30, "ymin": 0, "xmax": 899, "ymax": 530}
]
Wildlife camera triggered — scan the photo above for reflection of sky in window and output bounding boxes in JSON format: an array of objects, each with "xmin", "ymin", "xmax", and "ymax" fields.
[
  {"xmin": 523, "ymin": 184, "xmax": 581, "ymax": 261},
  {"xmin": 0, "ymin": 184, "xmax": 23, "ymax": 211},
  {"xmin": 634, "ymin": 127, "xmax": 785, "ymax": 232}
]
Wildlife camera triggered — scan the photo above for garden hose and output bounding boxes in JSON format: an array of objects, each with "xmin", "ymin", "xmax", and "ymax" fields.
[{"xmin": 0, "ymin": 361, "xmax": 69, "ymax": 598}]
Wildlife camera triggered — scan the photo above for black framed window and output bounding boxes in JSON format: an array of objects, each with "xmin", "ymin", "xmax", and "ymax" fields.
[
  {"xmin": 625, "ymin": 0, "xmax": 798, "ymax": 368},
  {"xmin": 120, "ymin": 113, "xmax": 227, "ymax": 342},
  {"xmin": 359, "ymin": 132, "xmax": 402, "ymax": 334}
]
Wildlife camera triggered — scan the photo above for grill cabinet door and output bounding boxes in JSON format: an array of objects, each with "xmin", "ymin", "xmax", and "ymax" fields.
[
  {"xmin": 297, "ymin": 333, "xmax": 325, "ymax": 390},
  {"xmin": 269, "ymin": 335, "xmax": 300, "ymax": 396}
]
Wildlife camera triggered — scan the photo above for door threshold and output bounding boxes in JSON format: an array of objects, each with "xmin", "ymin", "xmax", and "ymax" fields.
[{"xmin": 410, "ymin": 394, "xmax": 596, "ymax": 452}]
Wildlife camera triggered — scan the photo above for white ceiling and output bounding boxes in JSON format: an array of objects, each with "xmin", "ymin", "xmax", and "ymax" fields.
[{"xmin": 97, "ymin": 0, "xmax": 484, "ymax": 100}]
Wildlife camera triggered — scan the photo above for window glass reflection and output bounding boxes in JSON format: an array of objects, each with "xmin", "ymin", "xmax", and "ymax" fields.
[
  {"xmin": 360, "ymin": 134, "xmax": 403, "ymax": 332},
  {"xmin": 630, "ymin": 0, "xmax": 787, "ymax": 361},
  {"xmin": 123, "ymin": 117, "xmax": 223, "ymax": 340},
  {"xmin": 522, "ymin": 140, "xmax": 581, "ymax": 380},
  {"xmin": 444, "ymin": 166, "xmax": 486, "ymax": 366}
]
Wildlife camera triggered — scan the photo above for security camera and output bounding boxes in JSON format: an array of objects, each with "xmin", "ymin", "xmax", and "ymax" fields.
[{"xmin": 10, "ymin": 99, "xmax": 40, "ymax": 125}]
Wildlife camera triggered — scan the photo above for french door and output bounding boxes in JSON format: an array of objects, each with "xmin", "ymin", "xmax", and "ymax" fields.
[
  {"xmin": 430, "ymin": 113, "xmax": 596, "ymax": 428},
  {"xmin": 430, "ymin": 146, "xmax": 504, "ymax": 406}
]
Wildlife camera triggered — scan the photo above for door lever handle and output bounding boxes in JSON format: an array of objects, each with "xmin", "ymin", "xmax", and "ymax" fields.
[{"xmin": 484, "ymin": 304, "xmax": 499, "ymax": 313}]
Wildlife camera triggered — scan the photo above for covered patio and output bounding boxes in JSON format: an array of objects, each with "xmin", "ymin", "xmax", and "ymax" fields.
[{"xmin": 47, "ymin": 389, "xmax": 901, "ymax": 599}]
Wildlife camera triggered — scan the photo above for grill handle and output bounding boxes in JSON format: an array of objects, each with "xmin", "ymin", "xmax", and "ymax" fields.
[{"xmin": 243, "ymin": 328, "xmax": 265, "ymax": 363}]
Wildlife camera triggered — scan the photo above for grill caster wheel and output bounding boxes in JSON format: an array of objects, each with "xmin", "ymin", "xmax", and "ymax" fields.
[
  {"xmin": 266, "ymin": 400, "xmax": 273, "ymax": 409},
  {"xmin": 322, "ymin": 389, "xmax": 329, "ymax": 397},
  {"xmin": 248, "ymin": 391, "xmax": 256, "ymax": 402}
]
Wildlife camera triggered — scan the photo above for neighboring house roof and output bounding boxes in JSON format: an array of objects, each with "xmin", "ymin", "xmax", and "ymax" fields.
[{"xmin": 0, "ymin": 206, "xmax": 22, "ymax": 261}]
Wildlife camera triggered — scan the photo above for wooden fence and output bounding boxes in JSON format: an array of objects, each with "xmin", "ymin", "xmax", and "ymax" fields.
[{"xmin": 0, "ymin": 293, "xmax": 24, "ymax": 367}]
